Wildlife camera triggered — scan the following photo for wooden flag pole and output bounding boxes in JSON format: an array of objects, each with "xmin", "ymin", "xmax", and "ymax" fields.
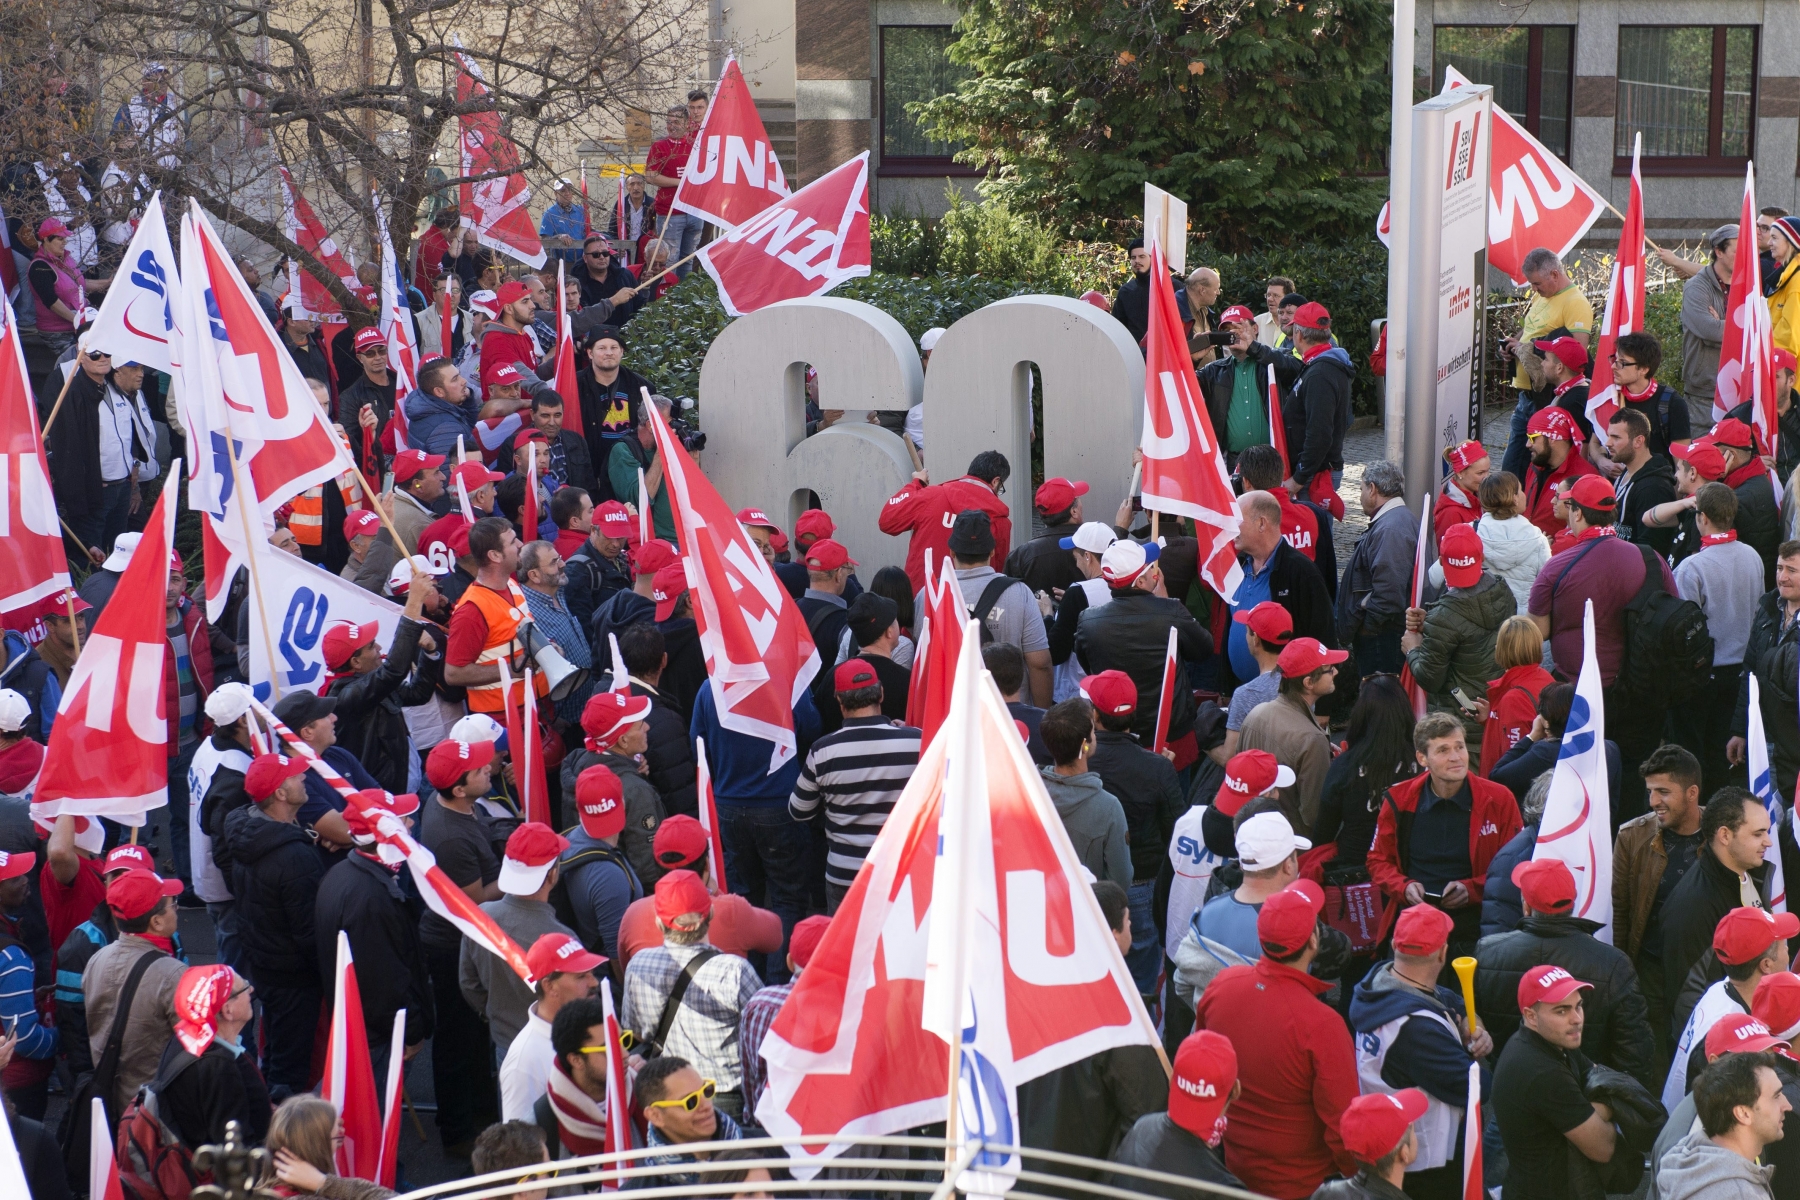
[
  {"xmin": 632, "ymin": 246, "xmax": 704, "ymax": 292},
  {"xmin": 60, "ymin": 517, "xmax": 95, "ymax": 564},
  {"xmin": 65, "ymin": 588, "xmax": 82, "ymax": 655},
  {"xmin": 343, "ymin": 455, "xmax": 413, "ymax": 564},
  {"xmin": 39, "ymin": 364, "xmax": 78, "ymax": 437}
]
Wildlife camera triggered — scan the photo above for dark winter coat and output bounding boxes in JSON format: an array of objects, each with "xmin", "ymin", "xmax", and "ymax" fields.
[
  {"xmin": 1337, "ymin": 501, "xmax": 1418, "ymax": 642},
  {"xmin": 559, "ymin": 747, "xmax": 665, "ymax": 887},
  {"xmin": 314, "ymin": 852, "xmax": 435, "ymax": 1048},
  {"xmin": 1283, "ymin": 345, "xmax": 1354, "ymax": 490},
  {"xmin": 1734, "ymin": 590, "xmax": 1800, "ymax": 801},
  {"xmin": 1402, "ymin": 572, "xmax": 1516, "ymax": 748},
  {"xmin": 1197, "ymin": 342, "xmax": 1299, "ymax": 450},
  {"xmin": 222, "ymin": 805, "xmax": 327, "ymax": 989},
  {"xmin": 1074, "ymin": 590, "xmax": 1212, "ymax": 746},
  {"xmin": 1088, "ymin": 729, "xmax": 1186, "ymax": 885},
  {"xmin": 566, "ymin": 540, "xmax": 635, "ymax": 640},
  {"xmin": 1661, "ymin": 842, "xmax": 1771, "ymax": 1033},
  {"xmin": 1480, "ymin": 822, "xmax": 1538, "ymax": 938},
  {"xmin": 1615, "ymin": 454, "xmax": 1679, "ymax": 556},
  {"xmin": 150, "ymin": 1034, "xmax": 272, "ymax": 1151},
  {"xmin": 401, "ymin": 386, "xmax": 481, "ymax": 461},
  {"xmin": 324, "ymin": 616, "xmax": 436, "ymax": 793}
]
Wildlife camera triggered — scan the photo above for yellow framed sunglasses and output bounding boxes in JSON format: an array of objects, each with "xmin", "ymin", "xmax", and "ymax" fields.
[
  {"xmin": 577, "ymin": 1030, "xmax": 636, "ymax": 1055},
  {"xmin": 648, "ymin": 1079, "xmax": 717, "ymax": 1111}
]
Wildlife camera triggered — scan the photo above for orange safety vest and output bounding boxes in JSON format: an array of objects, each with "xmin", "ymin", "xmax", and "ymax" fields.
[
  {"xmin": 454, "ymin": 579, "xmax": 550, "ymax": 712},
  {"xmin": 288, "ymin": 474, "xmax": 367, "ymax": 546}
]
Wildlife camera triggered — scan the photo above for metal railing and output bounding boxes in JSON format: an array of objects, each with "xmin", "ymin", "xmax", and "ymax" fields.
[{"xmin": 393, "ymin": 1133, "xmax": 1271, "ymax": 1200}]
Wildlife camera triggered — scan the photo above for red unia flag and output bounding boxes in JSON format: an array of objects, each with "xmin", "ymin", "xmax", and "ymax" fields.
[
  {"xmin": 1150, "ymin": 627, "xmax": 1178, "ymax": 756},
  {"xmin": 697, "ymin": 153, "xmax": 871, "ymax": 317},
  {"xmin": 323, "ymin": 931, "xmax": 384, "ymax": 1181},
  {"xmin": 552, "ymin": 260, "xmax": 583, "ymax": 436},
  {"xmin": 647, "ymin": 399, "xmax": 820, "ymax": 769},
  {"xmin": 905, "ymin": 554, "xmax": 967, "ymax": 747},
  {"xmin": 455, "ymin": 48, "xmax": 547, "ymax": 269},
  {"xmin": 372, "ymin": 186, "xmax": 419, "ymax": 412},
  {"xmin": 31, "ymin": 466, "xmax": 177, "ymax": 824},
  {"xmin": 674, "ymin": 57, "xmax": 790, "ymax": 229},
  {"xmin": 0, "ymin": 293, "xmax": 70, "ymax": 635},
  {"xmin": 278, "ymin": 166, "xmax": 363, "ymax": 319},
  {"xmin": 757, "ymin": 621, "xmax": 1155, "ymax": 1169},
  {"xmin": 600, "ymin": 977, "xmax": 632, "ymax": 1186},
  {"xmin": 1139, "ymin": 242, "xmax": 1243, "ymax": 602},
  {"xmin": 1586, "ymin": 136, "xmax": 1646, "ymax": 431},
  {"xmin": 1717, "ymin": 163, "xmax": 1780, "ymax": 444},
  {"xmin": 694, "ymin": 738, "xmax": 729, "ymax": 891}
]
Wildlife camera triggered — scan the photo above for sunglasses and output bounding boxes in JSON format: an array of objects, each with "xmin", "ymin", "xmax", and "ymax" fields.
[
  {"xmin": 85, "ymin": 350, "xmax": 111, "ymax": 361},
  {"xmin": 585, "ymin": 250, "xmax": 612, "ymax": 258},
  {"xmin": 648, "ymin": 1079, "xmax": 717, "ymax": 1110},
  {"xmin": 579, "ymin": 1029, "xmax": 636, "ymax": 1054}
]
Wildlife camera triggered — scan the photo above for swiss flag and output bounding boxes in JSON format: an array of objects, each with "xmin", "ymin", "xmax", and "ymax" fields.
[
  {"xmin": 1586, "ymin": 137, "xmax": 1646, "ymax": 432},
  {"xmin": 757, "ymin": 620, "xmax": 1155, "ymax": 1168},
  {"xmin": 904, "ymin": 554, "xmax": 967, "ymax": 747},
  {"xmin": 673, "ymin": 57, "xmax": 791, "ymax": 229},
  {"xmin": 697, "ymin": 153, "xmax": 871, "ymax": 317},
  {"xmin": 1139, "ymin": 241, "xmax": 1243, "ymax": 602},
  {"xmin": 0, "ymin": 294, "xmax": 71, "ymax": 635},
  {"xmin": 455, "ymin": 50, "xmax": 547, "ymax": 269},
  {"xmin": 30, "ymin": 464, "xmax": 177, "ymax": 823},
  {"xmin": 278, "ymin": 167, "xmax": 364, "ymax": 319},
  {"xmin": 647, "ymin": 398, "xmax": 820, "ymax": 770},
  {"xmin": 323, "ymin": 931, "xmax": 384, "ymax": 1181}
]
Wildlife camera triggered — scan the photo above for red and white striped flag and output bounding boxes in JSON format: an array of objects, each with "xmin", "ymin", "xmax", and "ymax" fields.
[
  {"xmin": 1267, "ymin": 364, "xmax": 1290, "ymax": 474},
  {"xmin": 1585, "ymin": 135, "xmax": 1645, "ymax": 432},
  {"xmin": 277, "ymin": 166, "xmax": 362, "ymax": 319},
  {"xmin": 694, "ymin": 737, "xmax": 728, "ymax": 891},
  {"xmin": 1717, "ymin": 162, "xmax": 1779, "ymax": 438},
  {"xmin": 323, "ymin": 931, "xmax": 383, "ymax": 1181},
  {"xmin": 1462, "ymin": 1061, "xmax": 1483, "ymax": 1200},
  {"xmin": 498, "ymin": 660, "xmax": 552, "ymax": 828},
  {"xmin": 372, "ymin": 185, "xmax": 419, "ymax": 448},
  {"xmin": 1150, "ymin": 627, "xmax": 1178, "ymax": 756}
]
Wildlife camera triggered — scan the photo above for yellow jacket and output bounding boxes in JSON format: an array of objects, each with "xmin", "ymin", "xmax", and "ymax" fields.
[{"xmin": 1770, "ymin": 255, "xmax": 1800, "ymax": 360}]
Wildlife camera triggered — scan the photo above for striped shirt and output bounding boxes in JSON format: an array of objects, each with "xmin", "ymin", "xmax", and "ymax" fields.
[
  {"xmin": 789, "ymin": 717, "xmax": 921, "ymax": 889},
  {"xmin": 738, "ymin": 982, "xmax": 792, "ymax": 1103}
]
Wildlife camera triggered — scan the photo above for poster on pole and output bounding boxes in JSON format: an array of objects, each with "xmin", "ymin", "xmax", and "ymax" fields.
[
  {"xmin": 1144, "ymin": 184, "xmax": 1187, "ymax": 276},
  {"xmin": 1402, "ymin": 85, "xmax": 1492, "ymax": 504}
]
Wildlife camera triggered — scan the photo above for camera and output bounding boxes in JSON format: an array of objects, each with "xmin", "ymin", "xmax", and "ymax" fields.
[
  {"xmin": 1202, "ymin": 330, "xmax": 1236, "ymax": 347},
  {"xmin": 670, "ymin": 416, "xmax": 706, "ymax": 453}
]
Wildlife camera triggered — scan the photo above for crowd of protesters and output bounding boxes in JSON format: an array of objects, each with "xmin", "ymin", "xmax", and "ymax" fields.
[{"xmin": 12, "ymin": 83, "xmax": 1800, "ymax": 1200}]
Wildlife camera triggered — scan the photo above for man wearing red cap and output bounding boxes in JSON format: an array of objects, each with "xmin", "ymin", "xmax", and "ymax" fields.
[
  {"xmin": 1722, "ymin": 345, "xmax": 1800, "ymax": 485},
  {"xmin": 565, "ymin": 499, "xmax": 636, "ymax": 632},
  {"xmin": 320, "ymin": 576, "xmax": 437, "ymax": 793},
  {"xmin": 1492, "ymin": 963, "xmax": 1619, "ymax": 1196},
  {"xmin": 1238, "ymin": 638, "xmax": 1346, "ymax": 834},
  {"xmin": 1521, "ymin": 406, "xmax": 1600, "ymax": 540},
  {"xmin": 1219, "ymin": 601, "xmax": 1295, "ymax": 762},
  {"xmin": 1651, "ymin": 1008, "xmax": 1798, "ymax": 1191},
  {"xmin": 1004, "ymin": 477, "xmax": 1093, "ymax": 596},
  {"xmin": 462, "ymin": 822, "xmax": 581, "ymax": 1055},
  {"xmin": 84, "ymin": 867, "xmax": 189, "ymax": 1119},
  {"xmin": 1198, "ymin": 304, "xmax": 1297, "ymax": 465},
  {"xmin": 738, "ymin": 914, "xmax": 830, "ymax": 1104},
  {"xmin": 498, "ymin": 932, "xmax": 606, "ymax": 1121},
  {"xmin": 1710, "ymin": 416, "xmax": 1782, "ymax": 588},
  {"xmin": 798, "ymin": 538, "xmax": 862, "ymax": 730},
  {"xmin": 1105, "ymin": 1029, "xmax": 1243, "ymax": 1195},
  {"xmin": 1311, "ymin": 1089, "xmax": 1433, "ymax": 1200},
  {"xmin": 562, "ymin": 690, "xmax": 665, "ymax": 886},
  {"xmin": 878, "ymin": 449, "xmax": 1014, "ymax": 590},
  {"xmin": 354, "ymin": 447, "xmax": 449, "ymax": 593},
  {"xmin": 479, "ymin": 279, "xmax": 541, "ymax": 390},
  {"xmin": 1193, "ymin": 880, "xmax": 1358, "ymax": 1196},
  {"xmin": 1471, "ymin": 857, "xmax": 1656, "ymax": 1092},
  {"xmin": 613, "ymin": 815, "xmax": 783, "ymax": 971},
  {"xmin": 149, "ymin": 964, "xmax": 269, "ymax": 1149},
  {"xmin": 1282, "ymin": 302, "xmax": 1355, "ymax": 507},
  {"xmin": 1666, "ymin": 905, "xmax": 1799, "ymax": 1111},
  {"xmin": 558, "ymin": 764, "xmax": 645, "ymax": 962}
]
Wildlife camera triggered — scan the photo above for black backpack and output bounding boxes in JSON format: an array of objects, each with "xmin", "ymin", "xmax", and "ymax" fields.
[
  {"xmin": 1617, "ymin": 543, "xmax": 1713, "ymax": 704},
  {"xmin": 969, "ymin": 575, "xmax": 1022, "ymax": 646}
]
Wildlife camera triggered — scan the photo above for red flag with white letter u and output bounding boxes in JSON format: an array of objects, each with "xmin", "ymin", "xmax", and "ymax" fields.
[
  {"xmin": 697, "ymin": 153, "xmax": 871, "ymax": 317},
  {"xmin": 674, "ymin": 58, "xmax": 790, "ymax": 230},
  {"xmin": 455, "ymin": 50, "xmax": 547, "ymax": 269},
  {"xmin": 0, "ymin": 294, "xmax": 70, "ymax": 636}
]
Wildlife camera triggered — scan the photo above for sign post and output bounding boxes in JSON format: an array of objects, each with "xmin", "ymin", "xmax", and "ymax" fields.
[
  {"xmin": 1403, "ymin": 85, "xmax": 1492, "ymax": 511},
  {"xmin": 1143, "ymin": 184, "xmax": 1187, "ymax": 277}
]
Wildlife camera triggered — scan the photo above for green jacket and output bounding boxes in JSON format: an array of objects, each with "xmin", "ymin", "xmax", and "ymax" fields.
[
  {"xmin": 607, "ymin": 437, "xmax": 675, "ymax": 542},
  {"xmin": 1404, "ymin": 572, "xmax": 1516, "ymax": 749}
]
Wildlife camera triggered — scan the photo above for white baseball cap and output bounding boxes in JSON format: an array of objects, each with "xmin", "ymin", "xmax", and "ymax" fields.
[
  {"xmin": 919, "ymin": 327, "xmax": 947, "ymax": 353},
  {"xmin": 450, "ymin": 713, "xmax": 505, "ymax": 744},
  {"xmin": 1099, "ymin": 538, "xmax": 1160, "ymax": 586},
  {"xmin": 0, "ymin": 690, "xmax": 29, "ymax": 734},
  {"xmin": 386, "ymin": 554, "xmax": 446, "ymax": 597},
  {"xmin": 101, "ymin": 531, "xmax": 142, "ymax": 573},
  {"xmin": 1234, "ymin": 811, "xmax": 1311, "ymax": 871},
  {"xmin": 1058, "ymin": 521, "xmax": 1117, "ymax": 555},
  {"xmin": 204, "ymin": 682, "xmax": 255, "ymax": 726},
  {"xmin": 468, "ymin": 290, "xmax": 500, "ymax": 319}
]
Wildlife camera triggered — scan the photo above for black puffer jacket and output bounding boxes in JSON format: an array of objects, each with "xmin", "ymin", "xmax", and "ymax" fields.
[
  {"xmin": 658, "ymin": 617, "xmax": 706, "ymax": 725},
  {"xmin": 1088, "ymin": 730, "xmax": 1185, "ymax": 886},
  {"xmin": 591, "ymin": 587, "xmax": 656, "ymax": 654},
  {"xmin": 324, "ymin": 616, "xmax": 436, "ymax": 793},
  {"xmin": 1196, "ymin": 341, "xmax": 1298, "ymax": 445},
  {"xmin": 1662, "ymin": 842, "xmax": 1771, "ymax": 1035},
  {"xmin": 1282, "ymin": 345, "xmax": 1355, "ymax": 489},
  {"xmin": 202, "ymin": 761, "xmax": 253, "ymax": 878},
  {"xmin": 1732, "ymin": 469, "xmax": 1783, "ymax": 589},
  {"xmin": 1472, "ymin": 914, "xmax": 1659, "ymax": 1092},
  {"xmin": 223, "ymin": 805, "xmax": 327, "ymax": 989},
  {"xmin": 558, "ymin": 746, "xmax": 665, "ymax": 886},
  {"xmin": 636, "ymin": 681, "xmax": 697, "ymax": 819},
  {"xmin": 1073, "ymin": 589, "xmax": 1212, "ymax": 745},
  {"xmin": 1734, "ymin": 589, "xmax": 1800, "ymax": 801},
  {"xmin": 315, "ymin": 852, "xmax": 435, "ymax": 1048}
]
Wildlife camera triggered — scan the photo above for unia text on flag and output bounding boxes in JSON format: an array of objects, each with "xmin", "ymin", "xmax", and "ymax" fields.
[
  {"xmin": 757, "ymin": 620, "xmax": 1157, "ymax": 1173},
  {"xmin": 552, "ymin": 259, "xmax": 583, "ymax": 437},
  {"xmin": 277, "ymin": 166, "xmax": 363, "ymax": 319},
  {"xmin": 31, "ymin": 465, "xmax": 178, "ymax": 825},
  {"xmin": 323, "ymin": 931, "xmax": 384, "ymax": 1181},
  {"xmin": 1717, "ymin": 163, "xmax": 1781, "ymax": 447},
  {"xmin": 454, "ymin": 45, "xmax": 547, "ymax": 269},
  {"xmin": 694, "ymin": 738, "xmax": 728, "ymax": 891},
  {"xmin": 673, "ymin": 57, "xmax": 791, "ymax": 230},
  {"xmin": 1138, "ymin": 241, "xmax": 1242, "ymax": 602},
  {"xmin": 696, "ymin": 152, "xmax": 871, "ymax": 317},
  {"xmin": 0, "ymin": 293, "xmax": 71, "ymax": 635},
  {"xmin": 1585, "ymin": 135, "xmax": 1646, "ymax": 431},
  {"xmin": 645, "ymin": 397, "xmax": 819, "ymax": 770},
  {"xmin": 1532, "ymin": 601, "xmax": 1614, "ymax": 943},
  {"xmin": 1398, "ymin": 497, "xmax": 1430, "ymax": 719},
  {"xmin": 1747, "ymin": 673, "xmax": 1787, "ymax": 912},
  {"xmin": 85, "ymin": 190, "xmax": 178, "ymax": 374}
]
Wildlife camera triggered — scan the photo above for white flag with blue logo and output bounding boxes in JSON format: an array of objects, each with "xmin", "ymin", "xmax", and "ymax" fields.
[
  {"xmin": 246, "ymin": 532, "xmax": 402, "ymax": 704},
  {"xmin": 85, "ymin": 191, "xmax": 178, "ymax": 373},
  {"xmin": 1533, "ymin": 601, "xmax": 1615, "ymax": 943},
  {"xmin": 1747, "ymin": 673, "xmax": 1787, "ymax": 911}
]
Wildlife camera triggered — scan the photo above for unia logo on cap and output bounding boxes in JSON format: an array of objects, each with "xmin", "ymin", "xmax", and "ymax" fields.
[
  {"xmin": 1735, "ymin": 1020, "xmax": 1775, "ymax": 1042},
  {"xmin": 583, "ymin": 797, "xmax": 619, "ymax": 816},
  {"xmin": 1176, "ymin": 1074, "xmax": 1217, "ymax": 1099},
  {"xmin": 1446, "ymin": 553, "xmax": 1477, "ymax": 570},
  {"xmin": 1537, "ymin": 966, "xmax": 1574, "ymax": 987},
  {"xmin": 1223, "ymin": 774, "xmax": 1250, "ymax": 794},
  {"xmin": 556, "ymin": 939, "xmax": 584, "ymax": 961}
]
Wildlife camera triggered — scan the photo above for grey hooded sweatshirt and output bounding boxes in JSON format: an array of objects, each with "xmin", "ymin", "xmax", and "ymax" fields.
[
  {"xmin": 1038, "ymin": 766, "xmax": 1132, "ymax": 887},
  {"xmin": 1655, "ymin": 1130, "xmax": 1776, "ymax": 1200}
]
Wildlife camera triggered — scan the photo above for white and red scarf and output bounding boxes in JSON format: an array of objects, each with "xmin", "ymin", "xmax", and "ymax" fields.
[{"xmin": 546, "ymin": 1060, "xmax": 609, "ymax": 1158}]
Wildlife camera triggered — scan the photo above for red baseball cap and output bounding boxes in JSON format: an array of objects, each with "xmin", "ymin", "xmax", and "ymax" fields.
[
  {"xmin": 1289, "ymin": 301, "xmax": 1331, "ymax": 332},
  {"xmin": 833, "ymin": 659, "xmax": 880, "ymax": 693},
  {"xmin": 654, "ymin": 868, "xmax": 713, "ymax": 924},
  {"xmin": 1566, "ymin": 475, "xmax": 1618, "ymax": 512},
  {"xmin": 1257, "ymin": 879, "xmax": 1324, "ymax": 958},
  {"xmin": 353, "ymin": 326, "xmax": 387, "ymax": 353},
  {"xmin": 576, "ymin": 766, "xmax": 627, "ymax": 839},
  {"xmin": 1233, "ymin": 601, "xmax": 1294, "ymax": 646},
  {"xmin": 1168, "ymin": 1030, "xmax": 1237, "ymax": 1145},
  {"xmin": 803, "ymin": 539, "xmax": 857, "ymax": 572},
  {"xmin": 343, "ymin": 510, "xmax": 381, "ymax": 542},
  {"xmin": 418, "ymin": 514, "xmax": 473, "ymax": 561},
  {"xmin": 580, "ymin": 690, "xmax": 654, "ymax": 750},
  {"xmin": 1526, "ymin": 407, "xmax": 1580, "ymax": 443},
  {"xmin": 1218, "ymin": 304, "xmax": 1256, "ymax": 327},
  {"xmin": 488, "ymin": 362, "xmax": 525, "ymax": 388},
  {"xmin": 322, "ymin": 620, "xmax": 379, "ymax": 670},
  {"xmin": 794, "ymin": 510, "xmax": 835, "ymax": 547},
  {"xmin": 1671, "ymin": 439, "xmax": 1729, "ymax": 481},
  {"xmin": 49, "ymin": 588, "xmax": 91, "ymax": 616},
  {"xmin": 1755, "ymin": 972, "xmax": 1800, "ymax": 1040},
  {"xmin": 594, "ymin": 501, "xmax": 634, "ymax": 537},
  {"xmin": 1393, "ymin": 904, "xmax": 1456, "ymax": 957},
  {"xmin": 499, "ymin": 822, "xmax": 571, "ymax": 894},
  {"xmin": 392, "ymin": 448, "xmax": 446, "ymax": 483},
  {"xmin": 1776, "ymin": 348, "xmax": 1798, "ymax": 374},
  {"xmin": 790, "ymin": 914, "xmax": 831, "ymax": 969},
  {"xmin": 0, "ymin": 850, "xmax": 35, "ymax": 882},
  {"xmin": 1532, "ymin": 336, "xmax": 1589, "ymax": 373},
  {"xmin": 1512, "ymin": 859, "xmax": 1577, "ymax": 915},
  {"xmin": 1517, "ymin": 964, "xmax": 1593, "ymax": 1011},
  {"xmin": 1275, "ymin": 637, "xmax": 1348, "ymax": 678},
  {"xmin": 654, "ymin": 815, "xmax": 709, "ymax": 870},
  {"xmin": 633, "ymin": 539, "xmax": 679, "ymax": 577},
  {"xmin": 1712, "ymin": 417, "xmax": 1757, "ymax": 451},
  {"xmin": 653, "ymin": 563, "xmax": 688, "ymax": 621},
  {"xmin": 1444, "ymin": 440, "xmax": 1488, "ymax": 474},
  {"xmin": 1034, "ymin": 477, "xmax": 1090, "ymax": 515},
  {"xmin": 354, "ymin": 786, "xmax": 420, "ymax": 819},
  {"xmin": 1078, "ymin": 670, "xmax": 1137, "ymax": 717},
  {"xmin": 1715, "ymin": 906, "xmax": 1800, "ymax": 966},
  {"xmin": 1439, "ymin": 524, "xmax": 1483, "ymax": 588},
  {"xmin": 1340, "ymin": 1089, "xmax": 1429, "ymax": 1163},
  {"xmin": 104, "ymin": 844, "xmax": 155, "ymax": 876},
  {"xmin": 515, "ymin": 428, "xmax": 551, "ymax": 449},
  {"xmin": 425, "ymin": 738, "xmax": 496, "ymax": 790},
  {"xmin": 244, "ymin": 752, "xmax": 309, "ymax": 802},
  {"xmin": 107, "ymin": 868, "xmax": 183, "ymax": 920},
  {"xmin": 453, "ymin": 461, "xmax": 505, "ymax": 493},
  {"xmin": 736, "ymin": 508, "xmax": 780, "ymax": 531},
  {"xmin": 526, "ymin": 932, "xmax": 607, "ymax": 981},
  {"xmin": 1217, "ymin": 750, "xmax": 1294, "ymax": 816},
  {"xmin": 494, "ymin": 280, "xmax": 531, "ymax": 309},
  {"xmin": 1705, "ymin": 1013, "xmax": 1788, "ymax": 1061}
]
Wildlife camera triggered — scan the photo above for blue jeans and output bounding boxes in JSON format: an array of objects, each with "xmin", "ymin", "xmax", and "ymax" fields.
[
  {"xmin": 657, "ymin": 213, "xmax": 703, "ymax": 280},
  {"xmin": 208, "ymin": 900, "xmax": 246, "ymax": 974},
  {"xmin": 716, "ymin": 799, "xmax": 812, "ymax": 982},
  {"xmin": 1502, "ymin": 393, "xmax": 1534, "ymax": 482},
  {"xmin": 1125, "ymin": 881, "xmax": 1160, "ymax": 998}
]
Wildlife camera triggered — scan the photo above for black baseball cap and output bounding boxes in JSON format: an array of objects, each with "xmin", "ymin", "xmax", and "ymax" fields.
[
  {"xmin": 272, "ymin": 690, "xmax": 337, "ymax": 730},
  {"xmin": 947, "ymin": 509, "xmax": 996, "ymax": 558},
  {"xmin": 846, "ymin": 593, "xmax": 899, "ymax": 647}
]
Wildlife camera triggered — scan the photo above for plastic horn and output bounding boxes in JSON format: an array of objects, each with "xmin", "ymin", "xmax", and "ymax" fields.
[{"xmin": 1452, "ymin": 956, "xmax": 1478, "ymax": 1038}]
